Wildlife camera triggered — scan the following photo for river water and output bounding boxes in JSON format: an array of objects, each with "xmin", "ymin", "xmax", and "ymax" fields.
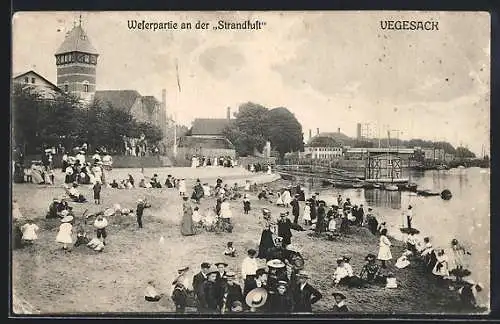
[{"xmin": 301, "ymin": 167, "xmax": 490, "ymax": 307}]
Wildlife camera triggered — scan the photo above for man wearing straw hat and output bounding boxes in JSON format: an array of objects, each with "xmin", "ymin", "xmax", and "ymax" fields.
[
  {"xmin": 220, "ymin": 271, "xmax": 243, "ymax": 314},
  {"xmin": 266, "ymin": 259, "xmax": 288, "ymax": 294},
  {"xmin": 291, "ymin": 270, "xmax": 322, "ymax": 313}
]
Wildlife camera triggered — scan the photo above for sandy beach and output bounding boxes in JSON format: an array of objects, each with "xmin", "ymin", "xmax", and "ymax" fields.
[{"xmin": 11, "ymin": 167, "xmax": 483, "ymax": 314}]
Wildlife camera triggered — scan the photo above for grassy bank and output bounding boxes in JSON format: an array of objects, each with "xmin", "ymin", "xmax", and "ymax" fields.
[{"xmin": 12, "ymin": 177, "xmax": 479, "ymax": 314}]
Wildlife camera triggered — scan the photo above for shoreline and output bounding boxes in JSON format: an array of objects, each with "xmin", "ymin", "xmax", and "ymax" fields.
[{"xmin": 12, "ymin": 172, "xmax": 486, "ymax": 314}]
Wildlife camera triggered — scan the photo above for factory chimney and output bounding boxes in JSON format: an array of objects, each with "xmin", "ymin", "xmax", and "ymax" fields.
[
  {"xmin": 309, "ymin": 129, "xmax": 312, "ymax": 140},
  {"xmin": 357, "ymin": 123, "xmax": 362, "ymax": 140},
  {"xmin": 316, "ymin": 128, "xmax": 320, "ymax": 136},
  {"xmin": 227, "ymin": 107, "xmax": 231, "ymax": 120},
  {"xmin": 338, "ymin": 128, "xmax": 341, "ymax": 134}
]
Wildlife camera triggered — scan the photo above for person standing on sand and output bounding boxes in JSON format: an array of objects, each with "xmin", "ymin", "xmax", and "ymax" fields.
[
  {"xmin": 93, "ymin": 180, "xmax": 102, "ymax": 205},
  {"xmin": 404, "ymin": 205, "xmax": 413, "ymax": 229},
  {"xmin": 181, "ymin": 195, "xmax": 195, "ymax": 236},
  {"xmin": 291, "ymin": 195, "xmax": 300, "ymax": 224},
  {"xmin": 290, "ymin": 271, "xmax": 322, "ymax": 313},
  {"xmin": 377, "ymin": 228, "xmax": 392, "ymax": 268},
  {"xmin": 179, "ymin": 178, "xmax": 187, "ymax": 196},
  {"xmin": 56, "ymin": 215, "xmax": 74, "ymax": 251}
]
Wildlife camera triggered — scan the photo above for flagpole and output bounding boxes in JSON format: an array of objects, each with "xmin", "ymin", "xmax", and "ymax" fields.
[{"xmin": 173, "ymin": 59, "xmax": 181, "ymax": 157}]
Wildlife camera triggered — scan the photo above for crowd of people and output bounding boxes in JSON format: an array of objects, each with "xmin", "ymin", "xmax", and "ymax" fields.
[
  {"xmin": 12, "ymin": 159, "xmax": 485, "ymax": 313},
  {"xmin": 190, "ymin": 155, "xmax": 238, "ymax": 168}
]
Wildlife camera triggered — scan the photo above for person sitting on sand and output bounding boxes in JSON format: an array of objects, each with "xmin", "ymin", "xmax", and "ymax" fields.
[
  {"xmin": 406, "ymin": 232, "xmax": 419, "ymax": 257},
  {"xmin": 333, "ymin": 258, "xmax": 363, "ymax": 288},
  {"xmin": 359, "ymin": 253, "xmax": 384, "ymax": 284},
  {"xmin": 110, "ymin": 179, "xmax": 119, "ymax": 188},
  {"xmin": 20, "ymin": 219, "xmax": 39, "ymax": 245},
  {"xmin": 458, "ymin": 279, "xmax": 484, "ymax": 310},
  {"xmin": 165, "ymin": 175, "xmax": 174, "ymax": 188},
  {"xmin": 432, "ymin": 249, "xmax": 450, "ymax": 284},
  {"xmin": 74, "ymin": 226, "xmax": 90, "ymax": 247},
  {"xmin": 224, "ymin": 242, "xmax": 236, "ymax": 257},
  {"xmin": 192, "ymin": 206, "xmax": 203, "ymax": 223},
  {"xmin": 139, "ymin": 178, "xmax": 152, "ymax": 188},
  {"xmin": 150, "ymin": 174, "xmax": 162, "ymax": 188},
  {"xmin": 87, "ymin": 237, "xmax": 105, "ymax": 251},
  {"xmin": 66, "ymin": 182, "xmax": 87, "ymax": 203},
  {"xmin": 145, "ymin": 280, "xmax": 164, "ymax": 302}
]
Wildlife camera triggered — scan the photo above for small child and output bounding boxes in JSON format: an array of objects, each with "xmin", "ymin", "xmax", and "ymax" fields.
[
  {"xmin": 224, "ymin": 242, "xmax": 236, "ymax": 257},
  {"xmin": 24, "ymin": 167, "xmax": 32, "ymax": 183},
  {"xmin": 74, "ymin": 226, "xmax": 90, "ymax": 247},
  {"xmin": 243, "ymin": 195, "xmax": 251, "ymax": 214},
  {"xmin": 93, "ymin": 180, "xmax": 102, "ymax": 205},
  {"xmin": 192, "ymin": 206, "xmax": 202, "ymax": 223},
  {"xmin": 20, "ymin": 219, "xmax": 39, "ymax": 245},
  {"xmin": 48, "ymin": 168, "xmax": 55, "ymax": 185},
  {"xmin": 94, "ymin": 215, "xmax": 108, "ymax": 245}
]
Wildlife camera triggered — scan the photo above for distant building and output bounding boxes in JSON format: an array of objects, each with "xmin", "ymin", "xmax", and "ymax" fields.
[
  {"xmin": 421, "ymin": 148, "xmax": 446, "ymax": 161},
  {"xmin": 12, "ymin": 70, "xmax": 64, "ymax": 100},
  {"xmin": 304, "ymin": 146, "xmax": 343, "ymax": 159},
  {"xmin": 356, "ymin": 123, "xmax": 362, "ymax": 140},
  {"xmin": 94, "ymin": 90, "xmax": 164, "ymax": 128}
]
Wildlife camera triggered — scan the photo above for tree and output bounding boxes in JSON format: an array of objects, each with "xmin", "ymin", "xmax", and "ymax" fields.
[
  {"xmin": 265, "ymin": 107, "xmax": 304, "ymax": 159},
  {"xmin": 308, "ymin": 136, "xmax": 339, "ymax": 147},
  {"xmin": 353, "ymin": 140, "xmax": 375, "ymax": 148},
  {"xmin": 455, "ymin": 146, "xmax": 476, "ymax": 159},
  {"xmin": 135, "ymin": 121, "xmax": 164, "ymax": 145},
  {"xmin": 223, "ymin": 102, "xmax": 269, "ymax": 156}
]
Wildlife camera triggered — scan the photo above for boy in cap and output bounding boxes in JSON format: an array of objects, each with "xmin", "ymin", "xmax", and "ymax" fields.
[
  {"xmin": 332, "ymin": 292, "xmax": 348, "ymax": 312},
  {"xmin": 135, "ymin": 198, "xmax": 150, "ymax": 229},
  {"xmin": 93, "ymin": 180, "xmax": 102, "ymax": 205}
]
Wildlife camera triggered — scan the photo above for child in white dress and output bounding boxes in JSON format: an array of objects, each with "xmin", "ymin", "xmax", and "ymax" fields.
[
  {"xmin": 303, "ymin": 203, "xmax": 311, "ymax": 226},
  {"xmin": 21, "ymin": 220, "xmax": 39, "ymax": 245},
  {"xmin": 56, "ymin": 216, "xmax": 74, "ymax": 250},
  {"xmin": 377, "ymin": 229, "xmax": 392, "ymax": 268}
]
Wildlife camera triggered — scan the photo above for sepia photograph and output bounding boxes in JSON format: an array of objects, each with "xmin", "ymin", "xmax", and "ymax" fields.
[{"xmin": 10, "ymin": 11, "xmax": 490, "ymax": 316}]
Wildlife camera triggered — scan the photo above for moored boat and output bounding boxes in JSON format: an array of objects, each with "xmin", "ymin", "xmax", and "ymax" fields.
[
  {"xmin": 417, "ymin": 189, "xmax": 440, "ymax": 197},
  {"xmin": 384, "ymin": 184, "xmax": 399, "ymax": 191}
]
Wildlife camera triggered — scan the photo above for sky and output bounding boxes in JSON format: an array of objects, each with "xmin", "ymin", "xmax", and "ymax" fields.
[{"xmin": 12, "ymin": 11, "xmax": 490, "ymax": 156}]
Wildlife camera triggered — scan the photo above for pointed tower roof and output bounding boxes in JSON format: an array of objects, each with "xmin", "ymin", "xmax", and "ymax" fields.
[{"xmin": 55, "ymin": 25, "xmax": 98, "ymax": 55}]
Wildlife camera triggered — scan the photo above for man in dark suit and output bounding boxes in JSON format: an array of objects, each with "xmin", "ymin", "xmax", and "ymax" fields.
[
  {"xmin": 291, "ymin": 196, "xmax": 300, "ymax": 224},
  {"xmin": 192, "ymin": 262, "xmax": 211, "ymax": 311},
  {"xmin": 277, "ymin": 212, "xmax": 293, "ymax": 248},
  {"xmin": 291, "ymin": 270, "xmax": 322, "ymax": 313},
  {"xmin": 198, "ymin": 269, "xmax": 222, "ymax": 313},
  {"xmin": 221, "ymin": 271, "xmax": 244, "ymax": 313}
]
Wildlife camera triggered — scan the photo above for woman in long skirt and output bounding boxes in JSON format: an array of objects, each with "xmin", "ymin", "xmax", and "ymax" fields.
[
  {"xmin": 377, "ymin": 229, "xmax": 392, "ymax": 268},
  {"xmin": 181, "ymin": 196, "xmax": 195, "ymax": 236}
]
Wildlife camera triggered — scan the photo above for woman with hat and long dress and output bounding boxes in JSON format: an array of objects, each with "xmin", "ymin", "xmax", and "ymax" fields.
[
  {"xmin": 56, "ymin": 215, "xmax": 74, "ymax": 251},
  {"xmin": 181, "ymin": 196, "xmax": 195, "ymax": 236},
  {"xmin": 258, "ymin": 210, "xmax": 275, "ymax": 260}
]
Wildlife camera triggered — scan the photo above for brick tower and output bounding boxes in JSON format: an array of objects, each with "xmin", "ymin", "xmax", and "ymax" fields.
[{"xmin": 54, "ymin": 19, "xmax": 98, "ymax": 103}]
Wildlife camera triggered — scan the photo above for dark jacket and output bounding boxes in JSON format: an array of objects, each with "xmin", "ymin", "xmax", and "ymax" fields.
[
  {"xmin": 224, "ymin": 283, "xmax": 244, "ymax": 312},
  {"xmin": 198, "ymin": 280, "xmax": 221, "ymax": 312},
  {"xmin": 277, "ymin": 218, "xmax": 293, "ymax": 245},
  {"xmin": 291, "ymin": 199, "xmax": 300, "ymax": 217},
  {"xmin": 269, "ymin": 293, "xmax": 294, "ymax": 313},
  {"xmin": 332, "ymin": 304, "xmax": 348, "ymax": 312},
  {"xmin": 291, "ymin": 283, "xmax": 322, "ymax": 313},
  {"xmin": 192, "ymin": 272, "xmax": 207, "ymax": 298},
  {"xmin": 244, "ymin": 279, "xmax": 267, "ymax": 298},
  {"xmin": 171, "ymin": 287, "xmax": 188, "ymax": 310}
]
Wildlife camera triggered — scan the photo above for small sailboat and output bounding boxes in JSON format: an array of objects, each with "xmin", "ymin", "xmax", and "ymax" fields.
[{"xmin": 384, "ymin": 184, "xmax": 399, "ymax": 191}]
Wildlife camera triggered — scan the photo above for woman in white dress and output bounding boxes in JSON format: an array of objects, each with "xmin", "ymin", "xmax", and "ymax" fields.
[
  {"xmin": 220, "ymin": 198, "xmax": 232, "ymax": 224},
  {"xmin": 377, "ymin": 229, "xmax": 392, "ymax": 268},
  {"xmin": 56, "ymin": 216, "xmax": 74, "ymax": 250},
  {"xmin": 21, "ymin": 219, "xmax": 39, "ymax": 245},
  {"xmin": 275, "ymin": 192, "xmax": 284, "ymax": 206},
  {"xmin": 281, "ymin": 190, "xmax": 292, "ymax": 208},
  {"xmin": 303, "ymin": 202, "xmax": 311, "ymax": 226},
  {"xmin": 178, "ymin": 179, "xmax": 187, "ymax": 196}
]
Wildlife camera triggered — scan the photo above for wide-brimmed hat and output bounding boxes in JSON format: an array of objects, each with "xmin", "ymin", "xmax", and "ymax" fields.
[
  {"xmin": 103, "ymin": 209, "xmax": 114, "ymax": 217},
  {"xmin": 224, "ymin": 271, "xmax": 236, "ymax": 279},
  {"xmin": 336, "ymin": 258, "xmax": 345, "ymax": 264},
  {"xmin": 262, "ymin": 208, "xmax": 271, "ymax": 215},
  {"xmin": 277, "ymin": 280, "xmax": 288, "ymax": 287},
  {"xmin": 177, "ymin": 266, "xmax": 189, "ymax": 273},
  {"xmin": 365, "ymin": 253, "xmax": 376, "ymax": 261},
  {"xmin": 332, "ymin": 292, "xmax": 347, "ymax": 300},
  {"xmin": 60, "ymin": 210, "xmax": 69, "ymax": 217},
  {"xmin": 137, "ymin": 199, "xmax": 144, "ymax": 204},
  {"xmin": 245, "ymin": 288, "xmax": 268, "ymax": 308},
  {"xmin": 207, "ymin": 268, "xmax": 219, "ymax": 277},
  {"xmin": 296, "ymin": 270, "xmax": 310, "ymax": 279},
  {"xmin": 61, "ymin": 215, "xmax": 74, "ymax": 223},
  {"xmin": 267, "ymin": 259, "xmax": 286, "ymax": 269},
  {"xmin": 121, "ymin": 208, "xmax": 130, "ymax": 215},
  {"xmin": 215, "ymin": 262, "xmax": 228, "ymax": 267}
]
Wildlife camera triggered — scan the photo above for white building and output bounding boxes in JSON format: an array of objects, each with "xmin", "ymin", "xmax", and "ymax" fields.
[{"xmin": 304, "ymin": 146, "xmax": 343, "ymax": 159}]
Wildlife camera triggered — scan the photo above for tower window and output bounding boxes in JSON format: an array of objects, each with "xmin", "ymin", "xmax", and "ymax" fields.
[
  {"xmin": 64, "ymin": 84, "xmax": 69, "ymax": 93},
  {"xmin": 84, "ymin": 55, "xmax": 90, "ymax": 63},
  {"xmin": 31, "ymin": 77, "xmax": 35, "ymax": 84},
  {"xmin": 24, "ymin": 77, "xmax": 28, "ymax": 83},
  {"xmin": 83, "ymin": 81, "xmax": 89, "ymax": 93}
]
